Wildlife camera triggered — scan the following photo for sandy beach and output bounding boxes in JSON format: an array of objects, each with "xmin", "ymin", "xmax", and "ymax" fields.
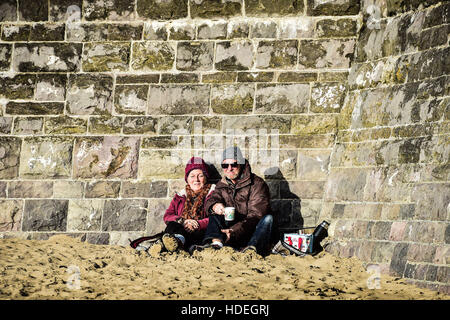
[{"xmin": 0, "ymin": 235, "xmax": 446, "ymax": 300}]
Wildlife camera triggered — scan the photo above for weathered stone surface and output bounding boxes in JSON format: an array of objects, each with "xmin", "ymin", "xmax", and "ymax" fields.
[
  {"xmin": 67, "ymin": 199, "xmax": 103, "ymax": 231},
  {"xmin": 122, "ymin": 180, "xmax": 168, "ymax": 198},
  {"xmin": 19, "ymin": 137, "xmax": 73, "ymax": 179},
  {"xmin": 281, "ymin": 180, "xmax": 325, "ymax": 199},
  {"xmin": 147, "ymin": 199, "xmax": 171, "ymax": 234},
  {"xmin": 0, "ymin": 137, "xmax": 21, "ymax": 179},
  {"xmin": 168, "ymin": 21, "xmax": 195, "ymax": 40},
  {"xmin": 246, "ymin": 0, "xmax": 304, "ymax": 16},
  {"xmin": 223, "ymin": 115, "xmax": 291, "ymax": 134},
  {"xmin": 89, "ymin": 116, "xmax": 122, "ymax": 134},
  {"xmin": 116, "ymin": 74, "xmax": 160, "ymax": 84},
  {"xmin": 142, "ymin": 136, "xmax": 178, "ymax": 149},
  {"xmin": 227, "ymin": 20, "xmax": 249, "ymax": 38},
  {"xmin": 49, "ymin": 0, "xmax": 82, "ymax": 22},
  {"xmin": 0, "ymin": 74, "xmax": 36, "ymax": 99},
  {"xmin": 44, "ymin": 116, "xmax": 87, "ymax": 134},
  {"xmin": 22, "ymin": 200, "xmax": 69, "ymax": 231},
  {"xmin": 215, "ymin": 41, "xmax": 253, "ymax": 71},
  {"xmin": 324, "ymin": 168, "xmax": 368, "ymax": 201},
  {"xmin": 176, "ymin": 41, "xmax": 214, "ymax": 71},
  {"xmin": 8, "ymin": 181, "xmax": 53, "ymax": 198},
  {"xmin": 144, "ymin": 22, "xmax": 168, "ymax": 40},
  {"xmin": 279, "ymin": 17, "xmax": 314, "ymax": 38},
  {"xmin": 73, "ymin": 136, "xmax": 140, "ymax": 179},
  {"xmin": 311, "ymin": 83, "xmax": 347, "ymax": 113},
  {"xmin": 307, "ymin": 0, "xmax": 360, "ymax": 16},
  {"xmin": 66, "ymin": 23, "xmax": 108, "ymax": 41},
  {"xmin": 0, "ymin": 44, "xmax": 12, "ymax": 70},
  {"xmin": 161, "ymin": 73, "xmax": 199, "ymax": 83},
  {"xmin": 53, "ymin": 181, "xmax": 84, "ymax": 198},
  {"xmin": 132, "ymin": 42, "xmax": 175, "ymax": 71},
  {"xmin": 256, "ymin": 40, "xmax": 298, "ymax": 69},
  {"xmin": 198, "ymin": 21, "xmax": 227, "ymax": 39},
  {"xmin": 108, "ymin": 23, "xmax": 143, "ymax": 41},
  {"xmin": 30, "ymin": 23, "xmax": 65, "ymax": 41},
  {"xmin": 298, "ymin": 40, "xmax": 355, "ymax": 69},
  {"xmin": 13, "ymin": 43, "xmax": 82, "ymax": 72},
  {"xmin": 137, "ymin": 0, "xmax": 188, "ymax": 20},
  {"xmin": 139, "ymin": 150, "xmax": 186, "ymax": 179},
  {"xmin": 83, "ymin": 0, "xmax": 135, "ymax": 21},
  {"xmin": 0, "ymin": 0, "xmax": 17, "ymax": 22},
  {"xmin": 238, "ymin": 72, "xmax": 273, "ymax": 82},
  {"xmin": 0, "ymin": 117, "xmax": 13, "ymax": 134},
  {"xmin": 158, "ymin": 115, "xmax": 193, "ymax": 135},
  {"xmin": 190, "ymin": 0, "xmax": 242, "ymax": 18},
  {"xmin": 278, "ymin": 72, "xmax": 316, "ymax": 83},
  {"xmin": 280, "ymin": 134, "xmax": 334, "ymax": 149},
  {"xmin": 35, "ymin": 74, "xmax": 66, "ymax": 101},
  {"xmin": 6, "ymin": 102, "xmax": 64, "ymax": 115},
  {"xmin": 256, "ymin": 84, "xmax": 309, "ymax": 114},
  {"xmin": 211, "ymin": 84, "xmax": 254, "ymax": 114},
  {"xmin": 19, "ymin": 0, "xmax": 48, "ymax": 21},
  {"xmin": 85, "ymin": 181, "xmax": 121, "ymax": 198},
  {"xmin": 148, "ymin": 85, "xmax": 210, "ymax": 115},
  {"xmin": 82, "ymin": 42, "xmax": 130, "ymax": 72},
  {"xmin": 102, "ymin": 199, "xmax": 147, "ymax": 231},
  {"xmin": 0, "ymin": 200, "xmax": 22, "ymax": 231},
  {"xmin": 114, "ymin": 85, "xmax": 148, "ymax": 115},
  {"xmin": 123, "ymin": 116, "xmax": 158, "ymax": 135},
  {"xmin": 316, "ymin": 18, "xmax": 358, "ymax": 38},
  {"xmin": 1, "ymin": 24, "xmax": 31, "ymax": 41},
  {"xmin": 251, "ymin": 21, "xmax": 278, "ymax": 38},
  {"xmin": 298, "ymin": 150, "xmax": 331, "ymax": 181},
  {"xmin": 412, "ymin": 184, "xmax": 449, "ymax": 221},
  {"xmin": 67, "ymin": 74, "xmax": 113, "ymax": 115}
]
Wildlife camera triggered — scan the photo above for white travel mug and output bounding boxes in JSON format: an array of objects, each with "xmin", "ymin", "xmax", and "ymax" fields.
[{"xmin": 224, "ymin": 207, "xmax": 235, "ymax": 222}]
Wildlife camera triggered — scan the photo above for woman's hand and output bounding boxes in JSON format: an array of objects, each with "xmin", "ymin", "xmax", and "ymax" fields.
[
  {"xmin": 212, "ymin": 203, "xmax": 225, "ymax": 215},
  {"xmin": 183, "ymin": 219, "xmax": 199, "ymax": 233}
]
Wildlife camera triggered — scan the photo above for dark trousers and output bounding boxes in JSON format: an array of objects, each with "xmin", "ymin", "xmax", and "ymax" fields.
[
  {"xmin": 202, "ymin": 214, "xmax": 274, "ymax": 256},
  {"xmin": 164, "ymin": 221, "xmax": 205, "ymax": 249}
]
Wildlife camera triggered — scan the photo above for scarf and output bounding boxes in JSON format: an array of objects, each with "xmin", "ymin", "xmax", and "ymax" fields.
[{"xmin": 181, "ymin": 183, "xmax": 211, "ymax": 220}]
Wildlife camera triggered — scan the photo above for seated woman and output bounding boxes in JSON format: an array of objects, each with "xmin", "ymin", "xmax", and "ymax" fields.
[{"xmin": 151, "ymin": 157, "xmax": 215, "ymax": 254}]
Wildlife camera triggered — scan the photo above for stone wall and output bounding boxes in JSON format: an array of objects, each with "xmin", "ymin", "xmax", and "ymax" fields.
[
  {"xmin": 319, "ymin": 0, "xmax": 449, "ymax": 294},
  {"xmin": 0, "ymin": 0, "xmax": 448, "ymax": 292}
]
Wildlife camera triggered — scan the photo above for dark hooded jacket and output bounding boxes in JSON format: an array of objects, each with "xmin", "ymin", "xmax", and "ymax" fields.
[{"xmin": 204, "ymin": 160, "xmax": 271, "ymax": 246}]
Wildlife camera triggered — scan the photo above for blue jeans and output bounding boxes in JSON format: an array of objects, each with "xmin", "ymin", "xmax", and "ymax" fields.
[{"xmin": 203, "ymin": 214, "xmax": 273, "ymax": 256}]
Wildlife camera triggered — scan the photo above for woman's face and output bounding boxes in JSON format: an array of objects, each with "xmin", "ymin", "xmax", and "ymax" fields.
[{"xmin": 187, "ymin": 169, "xmax": 206, "ymax": 193}]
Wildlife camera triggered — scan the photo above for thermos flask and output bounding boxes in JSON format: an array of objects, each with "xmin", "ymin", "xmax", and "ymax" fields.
[{"xmin": 312, "ymin": 220, "xmax": 330, "ymax": 253}]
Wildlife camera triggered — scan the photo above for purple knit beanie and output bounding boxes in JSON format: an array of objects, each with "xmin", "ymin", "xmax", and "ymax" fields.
[{"xmin": 185, "ymin": 157, "xmax": 209, "ymax": 182}]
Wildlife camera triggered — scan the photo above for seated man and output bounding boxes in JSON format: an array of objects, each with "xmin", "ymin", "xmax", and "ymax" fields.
[{"xmin": 195, "ymin": 146, "xmax": 273, "ymax": 256}]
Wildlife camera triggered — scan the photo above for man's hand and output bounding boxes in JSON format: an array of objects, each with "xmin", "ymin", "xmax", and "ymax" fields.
[
  {"xmin": 221, "ymin": 229, "xmax": 231, "ymax": 242},
  {"xmin": 212, "ymin": 203, "xmax": 225, "ymax": 215},
  {"xmin": 183, "ymin": 219, "xmax": 199, "ymax": 233}
]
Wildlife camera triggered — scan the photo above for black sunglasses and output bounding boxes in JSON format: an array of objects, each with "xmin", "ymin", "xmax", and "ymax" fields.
[{"xmin": 221, "ymin": 162, "xmax": 239, "ymax": 169}]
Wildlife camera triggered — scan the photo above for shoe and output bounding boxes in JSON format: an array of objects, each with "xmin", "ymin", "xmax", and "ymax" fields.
[
  {"xmin": 241, "ymin": 245, "xmax": 257, "ymax": 253},
  {"xmin": 162, "ymin": 233, "xmax": 181, "ymax": 252},
  {"xmin": 211, "ymin": 240, "xmax": 223, "ymax": 250},
  {"xmin": 148, "ymin": 239, "xmax": 164, "ymax": 257},
  {"xmin": 188, "ymin": 243, "xmax": 211, "ymax": 255}
]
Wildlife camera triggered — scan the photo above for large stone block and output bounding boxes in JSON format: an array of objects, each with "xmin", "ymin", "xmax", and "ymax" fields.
[
  {"xmin": 176, "ymin": 41, "xmax": 214, "ymax": 71},
  {"xmin": 291, "ymin": 114, "xmax": 337, "ymax": 135},
  {"xmin": 0, "ymin": 74, "xmax": 36, "ymax": 99},
  {"xmin": 298, "ymin": 39, "xmax": 354, "ymax": 69},
  {"xmin": 53, "ymin": 181, "xmax": 84, "ymax": 199},
  {"xmin": 198, "ymin": 21, "xmax": 227, "ymax": 39},
  {"xmin": 19, "ymin": 137, "xmax": 73, "ymax": 179},
  {"xmin": 324, "ymin": 168, "xmax": 368, "ymax": 201},
  {"xmin": 148, "ymin": 84, "xmax": 210, "ymax": 115},
  {"xmin": 307, "ymin": 0, "xmax": 360, "ymax": 15},
  {"xmin": 412, "ymin": 183, "xmax": 449, "ymax": 221},
  {"xmin": 190, "ymin": 0, "xmax": 242, "ymax": 18},
  {"xmin": 246, "ymin": 0, "xmax": 304, "ymax": 16},
  {"xmin": 0, "ymin": 44, "xmax": 12, "ymax": 70},
  {"xmin": 311, "ymin": 83, "xmax": 347, "ymax": 113},
  {"xmin": 0, "ymin": 0, "xmax": 17, "ymax": 22},
  {"xmin": 67, "ymin": 74, "xmax": 113, "ymax": 115},
  {"xmin": 49, "ymin": 0, "xmax": 82, "ymax": 22},
  {"xmin": 85, "ymin": 181, "xmax": 121, "ymax": 198},
  {"xmin": 73, "ymin": 136, "xmax": 140, "ymax": 179},
  {"xmin": 147, "ymin": 199, "xmax": 171, "ymax": 234},
  {"xmin": 137, "ymin": 0, "xmax": 188, "ymax": 20},
  {"xmin": 89, "ymin": 116, "xmax": 123, "ymax": 134},
  {"xmin": 123, "ymin": 116, "xmax": 158, "ymax": 135},
  {"xmin": 211, "ymin": 84, "xmax": 254, "ymax": 114},
  {"xmin": 144, "ymin": 22, "xmax": 168, "ymax": 40},
  {"xmin": 44, "ymin": 116, "xmax": 87, "ymax": 134},
  {"xmin": 19, "ymin": 0, "xmax": 48, "ymax": 21},
  {"xmin": 66, "ymin": 23, "xmax": 108, "ymax": 42},
  {"xmin": 0, "ymin": 137, "xmax": 21, "ymax": 179},
  {"xmin": 250, "ymin": 21, "xmax": 278, "ymax": 38},
  {"xmin": 215, "ymin": 41, "xmax": 253, "ymax": 71},
  {"xmin": 35, "ymin": 74, "xmax": 66, "ymax": 101},
  {"xmin": 13, "ymin": 43, "xmax": 82, "ymax": 72},
  {"xmin": 316, "ymin": 18, "xmax": 358, "ymax": 38},
  {"xmin": 6, "ymin": 102, "xmax": 64, "ymax": 115},
  {"xmin": 139, "ymin": 150, "xmax": 187, "ymax": 179},
  {"xmin": 1, "ymin": 24, "xmax": 31, "ymax": 41},
  {"xmin": 114, "ymin": 85, "xmax": 148, "ymax": 115},
  {"xmin": 279, "ymin": 17, "xmax": 315, "ymax": 38},
  {"xmin": 169, "ymin": 21, "xmax": 195, "ymax": 40},
  {"xmin": 158, "ymin": 115, "xmax": 193, "ymax": 135},
  {"xmin": 83, "ymin": 0, "xmax": 135, "ymax": 20},
  {"xmin": 256, "ymin": 84, "xmax": 309, "ymax": 114},
  {"xmin": 82, "ymin": 42, "xmax": 130, "ymax": 72},
  {"xmin": 132, "ymin": 42, "xmax": 175, "ymax": 71},
  {"xmin": 102, "ymin": 199, "xmax": 148, "ymax": 231},
  {"xmin": 222, "ymin": 115, "xmax": 291, "ymax": 134},
  {"xmin": 298, "ymin": 150, "xmax": 331, "ymax": 181},
  {"xmin": 67, "ymin": 199, "xmax": 104, "ymax": 231},
  {"xmin": 256, "ymin": 40, "xmax": 298, "ymax": 69},
  {"xmin": 22, "ymin": 200, "xmax": 69, "ymax": 232},
  {"xmin": 30, "ymin": 23, "xmax": 65, "ymax": 41},
  {"xmin": 0, "ymin": 200, "xmax": 22, "ymax": 231},
  {"xmin": 8, "ymin": 181, "xmax": 53, "ymax": 198}
]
